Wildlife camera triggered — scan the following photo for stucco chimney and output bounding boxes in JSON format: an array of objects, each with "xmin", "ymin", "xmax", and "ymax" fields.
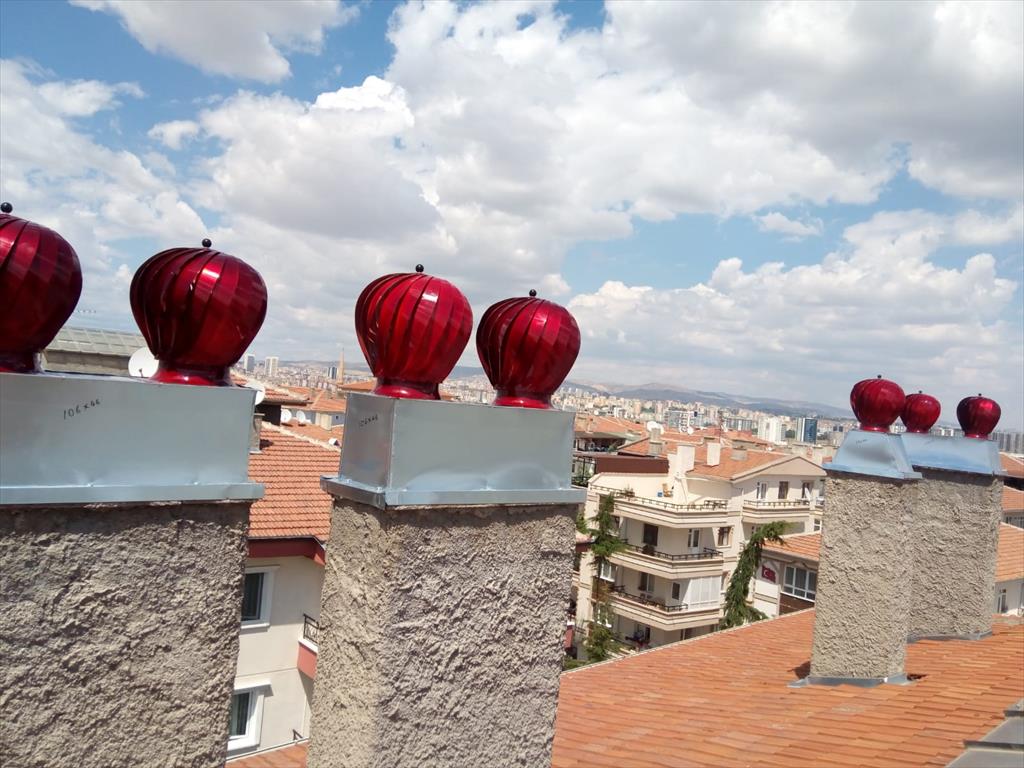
[
  {"xmin": 676, "ymin": 444, "xmax": 695, "ymax": 474},
  {"xmin": 706, "ymin": 440, "xmax": 721, "ymax": 467},
  {"xmin": 0, "ymin": 372, "xmax": 262, "ymax": 767},
  {"xmin": 308, "ymin": 394, "xmax": 582, "ymax": 767},
  {"xmin": 901, "ymin": 395, "xmax": 1004, "ymax": 640}
]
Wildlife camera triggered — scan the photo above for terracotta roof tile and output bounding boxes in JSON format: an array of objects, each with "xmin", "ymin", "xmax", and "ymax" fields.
[
  {"xmin": 1000, "ymin": 453, "xmax": 1024, "ymax": 479},
  {"xmin": 1004, "ymin": 486, "xmax": 1024, "ymax": 512},
  {"xmin": 247, "ymin": 425, "xmax": 338, "ymax": 542},
  {"xmin": 552, "ymin": 610, "xmax": 1024, "ymax": 768},
  {"xmin": 763, "ymin": 524, "xmax": 1024, "ymax": 582},
  {"xmin": 228, "ymin": 743, "xmax": 307, "ymax": 768}
]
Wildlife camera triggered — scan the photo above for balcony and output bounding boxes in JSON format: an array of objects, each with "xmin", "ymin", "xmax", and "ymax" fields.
[
  {"xmin": 610, "ymin": 542, "xmax": 725, "ymax": 579},
  {"xmin": 303, "ymin": 614, "xmax": 320, "ymax": 647},
  {"xmin": 297, "ymin": 614, "xmax": 320, "ymax": 680},
  {"xmin": 741, "ymin": 498, "xmax": 815, "ymax": 524},
  {"xmin": 590, "ymin": 484, "xmax": 731, "ymax": 528},
  {"xmin": 608, "ymin": 585, "xmax": 721, "ymax": 631}
]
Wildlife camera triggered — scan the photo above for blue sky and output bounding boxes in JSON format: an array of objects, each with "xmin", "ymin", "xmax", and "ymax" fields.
[{"xmin": 1, "ymin": 1, "xmax": 1022, "ymax": 425}]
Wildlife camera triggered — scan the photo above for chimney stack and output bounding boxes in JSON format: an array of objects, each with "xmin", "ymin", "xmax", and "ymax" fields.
[
  {"xmin": 803, "ymin": 376, "xmax": 920, "ymax": 686},
  {"xmin": 250, "ymin": 412, "xmax": 264, "ymax": 453},
  {"xmin": 706, "ymin": 441, "xmax": 721, "ymax": 467}
]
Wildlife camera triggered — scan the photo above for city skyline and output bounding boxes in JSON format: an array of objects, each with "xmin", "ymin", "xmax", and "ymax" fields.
[{"xmin": 1, "ymin": 0, "xmax": 1021, "ymax": 427}]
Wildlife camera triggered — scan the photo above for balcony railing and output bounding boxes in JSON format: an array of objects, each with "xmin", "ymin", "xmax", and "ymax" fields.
[
  {"xmin": 303, "ymin": 614, "xmax": 320, "ymax": 646},
  {"xmin": 618, "ymin": 541, "xmax": 723, "ymax": 562},
  {"xmin": 744, "ymin": 498, "xmax": 812, "ymax": 508},
  {"xmin": 591, "ymin": 484, "xmax": 728, "ymax": 512},
  {"xmin": 610, "ymin": 585, "xmax": 689, "ymax": 613}
]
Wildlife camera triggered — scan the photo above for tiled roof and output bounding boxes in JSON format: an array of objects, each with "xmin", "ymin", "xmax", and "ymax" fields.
[
  {"xmin": 228, "ymin": 743, "xmax": 307, "ymax": 767},
  {"xmin": 1001, "ymin": 453, "xmax": 1024, "ymax": 479},
  {"xmin": 763, "ymin": 524, "xmax": 1024, "ymax": 582},
  {"xmin": 247, "ymin": 425, "xmax": 338, "ymax": 542},
  {"xmin": 553, "ymin": 610, "xmax": 1024, "ymax": 768},
  {"xmin": 340, "ymin": 378, "xmax": 376, "ymax": 392},
  {"xmin": 233, "ymin": 377, "xmax": 309, "ymax": 406},
  {"xmin": 618, "ymin": 439, "xmax": 795, "ymax": 480},
  {"xmin": 1004, "ymin": 486, "xmax": 1024, "ymax": 512},
  {"xmin": 996, "ymin": 524, "xmax": 1024, "ymax": 582},
  {"xmin": 308, "ymin": 390, "xmax": 347, "ymax": 413},
  {"xmin": 280, "ymin": 422, "xmax": 343, "ymax": 447}
]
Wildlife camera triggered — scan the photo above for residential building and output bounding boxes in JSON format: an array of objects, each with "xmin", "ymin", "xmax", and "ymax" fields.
[
  {"xmin": 574, "ymin": 440, "xmax": 826, "ymax": 652},
  {"xmin": 244, "ymin": 353, "xmax": 256, "ymax": 373},
  {"xmin": 229, "ymin": 424, "xmax": 339, "ymax": 759},
  {"xmin": 265, "ymin": 356, "xmax": 279, "ymax": 378},
  {"xmin": 994, "ymin": 430, "xmax": 1024, "ymax": 454},
  {"xmin": 796, "ymin": 416, "xmax": 818, "ymax": 444},
  {"xmin": 754, "ymin": 525, "xmax": 1024, "ymax": 619},
  {"xmin": 758, "ymin": 415, "xmax": 784, "ymax": 444}
]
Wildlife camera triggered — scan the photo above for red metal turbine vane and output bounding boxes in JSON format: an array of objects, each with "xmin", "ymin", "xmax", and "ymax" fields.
[
  {"xmin": 900, "ymin": 391, "xmax": 941, "ymax": 434},
  {"xmin": 476, "ymin": 290, "xmax": 581, "ymax": 409},
  {"xmin": 354, "ymin": 265, "xmax": 472, "ymax": 400},
  {"xmin": 850, "ymin": 375, "xmax": 905, "ymax": 432},
  {"xmin": 956, "ymin": 394, "xmax": 1000, "ymax": 439},
  {"xmin": 0, "ymin": 203, "xmax": 83, "ymax": 373},
  {"xmin": 129, "ymin": 240, "xmax": 267, "ymax": 386}
]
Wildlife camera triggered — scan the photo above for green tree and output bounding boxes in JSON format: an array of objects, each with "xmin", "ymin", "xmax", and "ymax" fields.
[
  {"xmin": 720, "ymin": 521, "xmax": 788, "ymax": 629},
  {"xmin": 582, "ymin": 622, "xmax": 617, "ymax": 662},
  {"xmin": 582, "ymin": 493, "xmax": 628, "ymax": 660}
]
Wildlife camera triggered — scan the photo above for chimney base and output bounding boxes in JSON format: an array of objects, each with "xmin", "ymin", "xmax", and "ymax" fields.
[{"xmin": 791, "ymin": 673, "xmax": 911, "ymax": 688}]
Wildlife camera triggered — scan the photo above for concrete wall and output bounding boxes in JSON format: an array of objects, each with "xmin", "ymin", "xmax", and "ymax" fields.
[
  {"xmin": 1, "ymin": 501, "xmax": 249, "ymax": 768},
  {"xmin": 307, "ymin": 499, "xmax": 577, "ymax": 768},
  {"xmin": 232, "ymin": 555, "xmax": 324, "ymax": 757},
  {"xmin": 908, "ymin": 471, "xmax": 1003, "ymax": 639}
]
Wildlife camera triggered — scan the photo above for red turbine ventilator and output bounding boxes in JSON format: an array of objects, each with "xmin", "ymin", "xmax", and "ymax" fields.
[
  {"xmin": 850, "ymin": 375, "xmax": 905, "ymax": 432},
  {"xmin": 476, "ymin": 290, "xmax": 581, "ymax": 409},
  {"xmin": 0, "ymin": 202, "xmax": 83, "ymax": 373},
  {"xmin": 354, "ymin": 265, "xmax": 472, "ymax": 400},
  {"xmin": 956, "ymin": 394, "xmax": 1001, "ymax": 439},
  {"xmin": 900, "ymin": 391, "xmax": 941, "ymax": 434},
  {"xmin": 130, "ymin": 239, "xmax": 267, "ymax": 386}
]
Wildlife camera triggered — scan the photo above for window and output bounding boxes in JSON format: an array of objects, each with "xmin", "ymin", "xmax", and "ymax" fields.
[
  {"xmin": 801, "ymin": 482, "xmax": 813, "ymax": 499},
  {"xmin": 671, "ymin": 582, "xmax": 681, "ymax": 601},
  {"xmin": 642, "ymin": 524, "xmax": 659, "ymax": 547},
  {"xmin": 996, "ymin": 588, "xmax": 1008, "ymax": 614},
  {"xmin": 783, "ymin": 565, "xmax": 817, "ymax": 601},
  {"xmin": 597, "ymin": 560, "xmax": 616, "ymax": 582},
  {"xmin": 686, "ymin": 529, "xmax": 700, "ymax": 549},
  {"xmin": 593, "ymin": 603, "xmax": 613, "ymax": 628},
  {"xmin": 777, "ymin": 481, "xmax": 790, "ymax": 500},
  {"xmin": 685, "ymin": 576, "xmax": 719, "ymax": 608},
  {"xmin": 717, "ymin": 526, "xmax": 732, "ymax": 547},
  {"xmin": 755, "ymin": 482, "xmax": 768, "ymax": 500},
  {"xmin": 240, "ymin": 568, "xmax": 275, "ymax": 627},
  {"xmin": 813, "ymin": 517, "xmax": 822, "ymax": 532},
  {"xmin": 227, "ymin": 686, "xmax": 266, "ymax": 751},
  {"xmin": 639, "ymin": 572, "xmax": 655, "ymax": 593}
]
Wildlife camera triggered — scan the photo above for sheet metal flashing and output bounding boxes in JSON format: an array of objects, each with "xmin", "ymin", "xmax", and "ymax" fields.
[
  {"xmin": 321, "ymin": 393, "xmax": 585, "ymax": 509},
  {"xmin": 790, "ymin": 673, "xmax": 911, "ymax": 688},
  {"xmin": 0, "ymin": 371, "xmax": 263, "ymax": 506},
  {"xmin": 900, "ymin": 432, "xmax": 1004, "ymax": 476},
  {"xmin": 827, "ymin": 430, "xmax": 922, "ymax": 481}
]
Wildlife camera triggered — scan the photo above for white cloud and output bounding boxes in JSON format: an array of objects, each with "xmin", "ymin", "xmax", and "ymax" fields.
[
  {"xmin": 755, "ymin": 212, "xmax": 824, "ymax": 239},
  {"xmin": 569, "ymin": 210, "xmax": 1022, "ymax": 425},
  {"xmin": 148, "ymin": 120, "xmax": 199, "ymax": 150},
  {"xmin": 37, "ymin": 78, "xmax": 143, "ymax": 116},
  {"xmin": 71, "ymin": 0, "xmax": 358, "ymax": 82}
]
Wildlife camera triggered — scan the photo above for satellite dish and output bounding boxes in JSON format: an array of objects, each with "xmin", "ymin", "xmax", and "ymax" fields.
[
  {"xmin": 244, "ymin": 381, "xmax": 266, "ymax": 405},
  {"xmin": 128, "ymin": 347, "xmax": 158, "ymax": 378},
  {"xmin": 646, "ymin": 420, "xmax": 660, "ymax": 432},
  {"xmin": 328, "ymin": 437, "xmax": 340, "ymax": 447},
  {"xmin": 281, "ymin": 408, "xmax": 293, "ymax": 424},
  {"xmin": 296, "ymin": 410, "xmax": 309, "ymax": 424},
  {"xmin": 687, "ymin": 426, "xmax": 695, "ymax": 435}
]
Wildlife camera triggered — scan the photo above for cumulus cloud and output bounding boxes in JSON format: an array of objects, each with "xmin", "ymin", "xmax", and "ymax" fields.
[
  {"xmin": 756, "ymin": 212, "xmax": 824, "ymax": 239},
  {"xmin": 37, "ymin": 78, "xmax": 142, "ymax": 116},
  {"xmin": 70, "ymin": 0, "xmax": 358, "ymax": 82},
  {"xmin": 148, "ymin": 120, "xmax": 200, "ymax": 150}
]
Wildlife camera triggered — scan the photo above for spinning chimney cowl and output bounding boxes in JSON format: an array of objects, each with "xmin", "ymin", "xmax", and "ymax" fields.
[
  {"xmin": 476, "ymin": 291, "xmax": 581, "ymax": 409},
  {"xmin": 0, "ymin": 203, "xmax": 83, "ymax": 373},
  {"xmin": 956, "ymin": 394, "xmax": 1001, "ymax": 439},
  {"xmin": 354, "ymin": 265, "xmax": 472, "ymax": 400},
  {"xmin": 850, "ymin": 375, "xmax": 905, "ymax": 432},
  {"xmin": 130, "ymin": 240, "xmax": 267, "ymax": 386},
  {"xmin": 900, "ymin": 391, "xmax": 941, "ymax": 434}
]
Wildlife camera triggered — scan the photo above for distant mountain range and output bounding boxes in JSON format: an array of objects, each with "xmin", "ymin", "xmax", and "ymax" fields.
[{"xmin": 281, "ymin": 361, "xmax": 847, "ymax": 419}]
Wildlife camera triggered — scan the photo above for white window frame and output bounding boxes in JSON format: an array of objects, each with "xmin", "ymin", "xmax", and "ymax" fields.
[
  {"xmin": 686, "ymin": 529, "xmax": 700, "ymax": 549},
  {"xmin": 240, "ymin": 566, "xmax": 277, "ymax": 629},
  {"xmin": 717, "ymin": 526, "xmax": 732, "ymax": 547},
  {"xmin": 597, "ymin": 560, "xmax": 616, "ymax": 582},
  {"xmin": 593, "ymin": 602, "xmax": 613, "ymax": 628},
  {"xmin": 638, "ymin": 572, "xmax": 655, "ymax": 594},
  {"xmin": 755, "ymin": 482, "xmax": 768, "ymax": 500},
  {"xmin": 782, "ymin": 565, "xmax": 817, "ymax": 601},
  {"xmin": 227, "ymin": 681, "xmax": 269, "ymax": 751},
  {"xmin": 995, "ymin": 588, "xmax": 1008, "ymax": 614}
]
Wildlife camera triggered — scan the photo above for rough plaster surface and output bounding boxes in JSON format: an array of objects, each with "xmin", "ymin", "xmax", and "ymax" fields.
[
  {"xmin": 0, "ymin": 501, "xmax": 250, "ymax": 768},
  {"xmin": 307, "ymin": 499, "xmax": 578, "ymax": 768},
  {"xmin": 810, "ymin": 475, "xmax": 915, "ymax": 680},
  {"xmin": 908, "ymin": 471, "xmax": 1003, "ymax": 639}
]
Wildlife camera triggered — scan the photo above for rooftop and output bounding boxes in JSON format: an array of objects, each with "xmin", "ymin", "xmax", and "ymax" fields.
[
  {"xmin": 247, "ymin": 424, "xmax": 339, "ymax": 542},
  {"xmin": 1001, "ymin": 453, "xmax": 1024, "ymax": 479},
  {"xmin": 552, "ymin": 610, "xmax": 1024, "ymax": 768},
  {"xmin": 45, "ymin": 325, "xmax": 145, "ymax": 357},
  {"xmin": 762, "ymin": 524, "xmax": 1024, "ymax": 583}
]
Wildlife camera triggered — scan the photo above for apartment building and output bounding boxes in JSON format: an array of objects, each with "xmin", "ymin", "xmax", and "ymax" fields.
[
  {"xmin": 575, "ymin": 440, "xmax": 825, "ymax": 652},
  {"xmin": 753, "ymin": 524, "xmax": 1024, "ymax": 619},
  {"xmin": 1002, "ymin": 453, "xmax": 1024, "ymax": 528},
  {"xmin": 229, "ymin": 424, "xmax": 338, "ymax": 759}
]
